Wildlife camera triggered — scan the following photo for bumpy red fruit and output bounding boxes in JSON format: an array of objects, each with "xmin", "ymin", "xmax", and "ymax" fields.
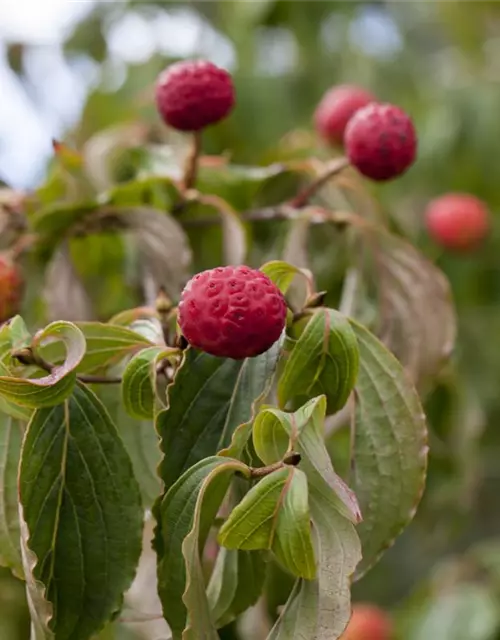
[
  {"xmin": 0, "ymin": 255, "xmax": 22, "ymax": 323},
  {"xmin": 425, "ymin": 193, "xmax": 490, "ymax": 251},
  {"xmin": 155, "ymin": 60, "xmax": 235, "ymax": 132},
  {"xmin": 345, "ymin": 102, "xmax": 417, "ymax": 181},
  {"xmin": 314, "ymin": 85, "xmax": 376, "ymax": 146},
  {"xmin": 341, "ymin": 604, "xmax": 392, "ymax": 640},
  {"xmin": 178, "ymin": 266, "xmax": 287, "ymax": 359}
]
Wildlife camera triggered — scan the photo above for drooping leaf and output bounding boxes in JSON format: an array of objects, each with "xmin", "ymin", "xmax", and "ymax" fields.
[
  {"xmin": 0, "ymin": 321, "xmax": 86, "ymax": 408},
  {"xmin": 155, "ymin": 456, "xmax": 249, "ymax": 639},
  {"xmin": 0, "ymin": 415, "xmax": 24, "ymax": 577},
  {"xmin": 254, "ymin": 397, "xmax": 361, "ymax": 639},
  {"xmin": 157, "ymin": 341, "xmax": 282, "ymax": 491},
  {"xmin": 121, "ymin": 346, "xmax": 178, "ymax": 420},
  {"xmin": 368, "ymin": 230, "xmax": 456, "ymax": 388},
  {"xmin": 207, "ymin": 548, "xmax": 265, "ymax": 628},
  {"xmin": 19, "ymin": 382, "xmax": 143, "ymax": 639},
  {"xmin": 350, "ymin": 320, "xmax": 428, "ymax": 578},
  {"xmin": 260, "ymin": 260, "xmax": 311, "ymax": 296},
  {"xmin": 254, "ymin": 396, "xmax": 361, "ymax": 524},
  {"xmin": 278, "ymin": 308, "xmax": 359, "ymax": 414},
  {"xmin": 218, "ymin": 466, "xmax": 316, "ymax": 580}
]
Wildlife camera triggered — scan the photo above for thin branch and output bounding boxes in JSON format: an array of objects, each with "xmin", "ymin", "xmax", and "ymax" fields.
[
  {"xmin": 288, "ymin": 156, "xmax": 350, "ymax": 208},
  {"xmin": 182, "ymin": 130, "xmax": 202, "ymax": 191},
  {"xmin": 249, "ymin": 452, "xmax": 301, "ymax": 478},
  {"xmin": 77, "ymin": 374, "xmax": 122, "ymax": 385}
]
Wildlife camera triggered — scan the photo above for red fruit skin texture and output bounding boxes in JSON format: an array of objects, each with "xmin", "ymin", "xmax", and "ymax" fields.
[
  {"xmin": 155, "ymin": 60, "xmax": 235, "ymax": 132},
  {"xmin": 345, "ymin": 103, "xmax": 417, "ymax": 181},
  {"xmin": 341, "ymin": 605, "xmax": 393, "ymax": 640},
  {"xmin": 0, "ymin": 256, "xmax": 22, "ymax": 323},
  {"xmin": 425, "ymin": 193, "xmax": 490, "ymax": 251},
  {"xmin": 178, "ymin": 266, "xmax": 287, "ymax": 360},
  {"xmin": 314, "ymin": 85, "xmax": 376, "ymax": 146}
]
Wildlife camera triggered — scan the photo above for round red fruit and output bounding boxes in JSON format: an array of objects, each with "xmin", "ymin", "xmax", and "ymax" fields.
[
  {"xmin": 425, "ymin": 193, "xmax": 490, "ymax": 251},
  {"xmin": 155, "ymin": 60, "xmax": 235, "ymax": 132},
  {"xmin": 178, "ymin": 266, "xmax": 287, "ymax": 360},
  {"xmin": 0, "ymin": 255, "xmax": 22, "ymax": 323},
  {"xmin": 341, "ymin": 604, "xmax": 392, "ymax": 640},
  {"xmin": 314, "ymin": 85, "xmax": 376, "ymax": 146},
  {"xmin": 345, "ymin": 103, "xmax": 417, "ymax": 181}
]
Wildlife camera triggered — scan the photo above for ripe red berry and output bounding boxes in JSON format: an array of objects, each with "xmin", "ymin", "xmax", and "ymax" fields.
[
  {"xmin": 341, "ymin": 604, "xmax": 392, "ymax": 640},
  {"xmin": 0, "ymin": 255, "xmax": 22, "ymax": 323},
  {"xmin": 425, "ymin": 193, "xmax": 490, "ymax": 251},
  {"xmin": 314, "ymin": 85, "xmax": 376, "ymax": 146},
  {"xmin": 345, "ymin": 103, "xmax": 417, "ymax": 181},
  {"xmin": 178, "ymin": 266, "xmax": 287, "ymax": 360},
  {"xmin": 155, "ymin": 60, "xmax": 235, "ymax": 132}
]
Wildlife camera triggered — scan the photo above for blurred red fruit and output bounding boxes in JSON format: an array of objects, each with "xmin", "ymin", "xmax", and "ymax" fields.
[
  {"xmin": 0, "ymin": 255, "xmax": 22, "ymax": 323},
  {"xmin": 345, "ymin": 102, "xmax": 417, "ymax": 181},
  {"xmin": 155, "ymin": 59, "xmax": 235, "ymax": 132},
  {"xmin": 341, "ymin": 604, "xmax": 392, "ymax": 640},
  {"xmin": 425, "ymin": 193, "xmax": 490, "ymax": 251},
  {"xmin": 314, "ymin": 84, "xmax": 376, "ymax": 146}
]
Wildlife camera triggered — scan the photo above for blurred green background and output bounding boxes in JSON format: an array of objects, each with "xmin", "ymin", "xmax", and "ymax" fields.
[{"xmin": 2, "ymin": 1, "xmax": 500, "ymax": 638}]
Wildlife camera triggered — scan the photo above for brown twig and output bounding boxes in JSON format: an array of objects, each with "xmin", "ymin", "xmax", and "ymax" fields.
[
  {"xmin": 249, "ymin": 452, "xmax": 301, "ymax": 478},
  {"xmin": 288, "ymin": 156, "xmax": 350, "ymax": 208}
]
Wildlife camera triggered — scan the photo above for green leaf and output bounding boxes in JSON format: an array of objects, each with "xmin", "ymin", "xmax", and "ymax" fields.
[
  {"xmin": 157, "ymin": 342, "xmax": 282, "ymax": 491},
  {"xmin": 19, "ymin": 382, "xmax": 143, "ymax": 639},
  {"xmin": 253, "ymin": 396, "xmax": 361, "ymax": 524},
  {"xmin": 207, "ymin": 548, "xmax": 265, "ymax": 628},
  {"xmin": 41, "ymin": 322, "xmax": 153, "ymax": 375},
  {"xmin": 121, "ymin": 346, "xmax": 177, "ymax": 420},
  {"xmin": 218, "ymin": 467, "xmax": 316, "ymax": 580},
  {"xmin": 278, "ymin": 309, "xmax": 359, "ymax": 415},
  {"xmin": 0, "ymin": 321, "xmax": 86, "ymax": 408},
  {"xmin": 95, "ymin": 385, "xmax": 161, "ymax": 508},
  {"xmin": 260, "ymin": 260, "xmax": 310, "ymax": 295},
  {"xmin": 350, "ymin": 320, "xmax": 428, "ymax": 578},
  {"xmin": 155, "ymin": 456, "xmax": 249, "ymax": 639},
  {"xmin": 0, "ymin": 415, "xmax": 24, "ymax": 577}
]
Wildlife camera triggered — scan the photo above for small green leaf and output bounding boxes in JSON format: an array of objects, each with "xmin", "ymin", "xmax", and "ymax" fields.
[
  {"xmin": 0, "ymin": 415, "xmax": 24, "ymax": 577},
  {"xmin": 260, "ymin": 260, "xmax": 310, "ymax": 295},
  {"xmin": 155, "ymin": 456, "xmax": 249, "ymax": 639},
  {"xmin": 253, "ymin": 396, "xmax": 361, "ymax": 524},
  {"xmin": 0, "ymin": 321, "xmax": 86, "ymax": 408},
  {"xmin": 157, "ymin": 342, "xmax": 281, "ymax": 491},
  {"xmin": 9, "ymin": 315, "xmax": 32, "ymax": 351},
  {"xmin": 278, "ymin": 308, "xmax": 359, "ymax": 415},
  {"xmin": 350, "ymin": 320, "xmax": 428, "ymax": 578},
  {"xmin": 19, "ymin": 382, "xmax": 143, "ymax": 639},
  {"xmin": 273, "ymin": 468, "xmax": 316, "ymax": 580},
  {"xmin": 218, "ymin": 467, "xmax": 291, "ymax": 551},
  {"xmin": 121, "ymin": 346, "xmax": 177, "ymax": 420},
  {"xmin": 207, "ymin": 548, "xmax": 265, "ymax": 628}
]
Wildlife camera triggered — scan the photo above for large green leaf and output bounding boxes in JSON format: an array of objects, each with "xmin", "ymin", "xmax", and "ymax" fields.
[
  {"xmin": 218, "ymin": 467, "xmax": 316, "ymax": 580},
  {"xmin": 207, "ymin": 548, "xmax": 266, "ymax": 628},
  {"xmin": 254, "ymin": 397, "xmax": 361, "ymax": 639},
  {"xmin": 0, "ymin": 415, "xmax": 24, "ymax": 577},
  {"xmin": 121, "ymin": 346, "xmax": 178, "ymax": 420},
  {"xmin": 155, "ymin": 456, "xmax": 249, "ymax": 639},
  {"xmin": 157, "ymin": 342, "xmax": 281, "ymax": 491},
  {"xmin": 19, "ymin": 382, "xmax": 143, "ymax": 639},
  {"xmin": 253, "ymin": 396, "xmax": 361, "ymax": 524},
  {"xmin": 350, "ymin": 320, "xmax": 428, "ymax": 578},
  {"xmin": 0, "ymin": 321, "xmax": 86, "ymax": 408},
  {"xmin": 278, "ymin": 308, "xmax": 359, "ymax": 415}
]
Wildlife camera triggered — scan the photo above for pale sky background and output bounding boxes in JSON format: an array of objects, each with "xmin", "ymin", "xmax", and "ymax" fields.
[{"xmin": 0, "ymin": 0, "xmax": 402, "ymax": 189}]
